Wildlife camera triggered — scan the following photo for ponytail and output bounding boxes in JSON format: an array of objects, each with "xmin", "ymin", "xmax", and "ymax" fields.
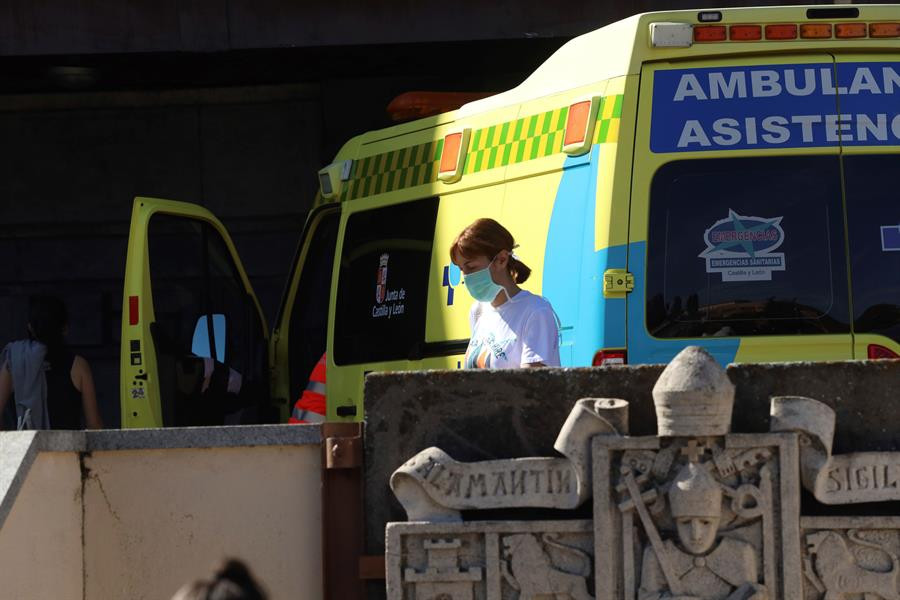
[{"xmin": 507, "ymin": 251, "xmax": 531, "ymax": 284}]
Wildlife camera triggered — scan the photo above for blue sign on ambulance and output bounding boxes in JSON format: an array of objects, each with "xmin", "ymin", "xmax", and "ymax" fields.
[{"xmin": 651, "ymin": 62, "xmax": 900, "ymax": 153}]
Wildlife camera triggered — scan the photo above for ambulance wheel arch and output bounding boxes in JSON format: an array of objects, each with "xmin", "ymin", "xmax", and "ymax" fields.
[
  {"xmin": 627, "ymin": 54, "xmax": 857, "ymax": 366},
  {"xmin": 120, "ymin": 197, "xmax": 269, "ymax": 428}
]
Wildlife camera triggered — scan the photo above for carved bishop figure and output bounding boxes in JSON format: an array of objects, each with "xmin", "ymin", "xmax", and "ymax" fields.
[{"xmin": 638, "ymin": 462, "xmax": 766, "ymax": 600}]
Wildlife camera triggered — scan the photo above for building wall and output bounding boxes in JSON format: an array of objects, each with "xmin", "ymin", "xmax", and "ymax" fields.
[
  {"xmin": 83, "ymin": 444, "xmax": 322, "ymax": 600},
  {"xmin": 0, "ymin": 452, "xmax": 83, "ymax": 600},
  {"xmin": 0, "ymin": 429, "xmax": 323, "ymax": 600}
]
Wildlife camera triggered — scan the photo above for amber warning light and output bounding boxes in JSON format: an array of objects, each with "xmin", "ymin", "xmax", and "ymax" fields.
[{"xmin": 651, "ymin": 19, "xmax": 900, "ymax": 46}]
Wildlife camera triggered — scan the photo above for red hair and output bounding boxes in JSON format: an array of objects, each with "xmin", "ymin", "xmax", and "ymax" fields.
[{"xmin": 449, "ymin": 218, "xmax": 531, "ymax": 284}]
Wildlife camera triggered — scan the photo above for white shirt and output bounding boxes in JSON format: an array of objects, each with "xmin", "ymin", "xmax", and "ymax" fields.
[{"xmin": 465, "ymin": 290, "xmax": 560, "ymax": 369}]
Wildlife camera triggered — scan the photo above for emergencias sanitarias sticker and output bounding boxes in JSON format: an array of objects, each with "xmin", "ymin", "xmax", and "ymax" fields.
[{"xmin": 699, "ymin": 210, "xmax": 786, "ymax": 282}]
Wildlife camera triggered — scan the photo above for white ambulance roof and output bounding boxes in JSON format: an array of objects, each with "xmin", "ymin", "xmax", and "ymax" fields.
[{"xmin": 457, "ymin": 15, "xmax": 642, "ymax": 118}]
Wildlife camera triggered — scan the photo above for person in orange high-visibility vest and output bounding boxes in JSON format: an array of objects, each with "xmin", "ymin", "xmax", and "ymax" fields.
[{"xmin": 289, "ymin": 353, "xmax": 326, "ymax": 424}]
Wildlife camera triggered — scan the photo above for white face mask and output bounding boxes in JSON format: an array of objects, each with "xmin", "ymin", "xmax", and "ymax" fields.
[{"xmin": 464, "ymin": 255, "xmax": 505, "ymax": 302}]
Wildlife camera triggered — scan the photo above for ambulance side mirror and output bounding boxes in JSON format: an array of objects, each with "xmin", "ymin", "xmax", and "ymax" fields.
[{"xmin": 191, "ymin": 314, "xmax": 227, "ymax": 362}]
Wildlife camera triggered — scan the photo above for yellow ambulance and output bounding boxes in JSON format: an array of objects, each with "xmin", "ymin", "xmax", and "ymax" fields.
[{"xmin": 121, "ymin": 5, "xmax": 900, "ymax": 428}]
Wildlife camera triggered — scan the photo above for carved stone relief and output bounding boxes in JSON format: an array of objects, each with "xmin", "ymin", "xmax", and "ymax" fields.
[
  {"xmin": 801, "ymin": 517, "xmax": 900, "ymax": 600},
  {"xmin": 386, "ymin": 520, "xmax": 594, "ymax": 600},
  {"xmin": 385, "ymin": 346, "xmax": 900, "ymax": 600}
]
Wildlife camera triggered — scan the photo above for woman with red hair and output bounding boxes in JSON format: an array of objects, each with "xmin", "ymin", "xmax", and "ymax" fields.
[{"xmin": 450, "ymin": 218, "xmax": 560, "ymax": 369}]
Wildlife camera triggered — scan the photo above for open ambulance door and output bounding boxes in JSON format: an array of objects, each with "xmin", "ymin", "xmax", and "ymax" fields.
[
  {"xmin": 269, "ymin": 204, "xmax": 341, "ymax": 422},
  {"xmin": 628, "ymin": 54, "xmax": 854, "ymax": 366},
  {"xmin": 120, "ymin": 198, "xmax": 270, "ymax": 428},
  {"xmin": 834, "ymin": 53, "xmax": 900, "ymax": 360}
]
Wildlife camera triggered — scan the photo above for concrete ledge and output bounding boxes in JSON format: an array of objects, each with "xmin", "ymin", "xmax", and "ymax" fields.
[
  {"xmin": 86, "ymin": 423, "xmax": 322, "ymax": 451},
  {"xmin": 0, "ymin": 424, "xmax": 321, "ymax": 533}
]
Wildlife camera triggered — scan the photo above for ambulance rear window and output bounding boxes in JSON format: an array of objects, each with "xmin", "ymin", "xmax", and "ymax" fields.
[
  {"xmin": 646, "ymin": 155, "xmax": 851, "ymax": 339},
  {"xmin": 334, "ymin": 197, "xmax": 438, "ymax": 365},
  {"xmin": 844, "ymin": 154, "xmax": 900, "ymax": 345}
]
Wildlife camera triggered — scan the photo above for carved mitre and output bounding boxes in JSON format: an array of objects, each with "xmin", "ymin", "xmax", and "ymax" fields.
[
  {"xmin": 653, "ymin": 346, "xmax": 734, "ymax": 437},
  {"xmin": 669, "ymin": 462, "xmax": 723, "ymax": 518}
]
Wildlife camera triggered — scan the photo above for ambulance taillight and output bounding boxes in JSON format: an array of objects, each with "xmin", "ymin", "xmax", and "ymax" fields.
[
  {"xmin": 592, "ymin": 349, "xmax": 627, "ymax": 367},
  {"xmin": 868, "ymin": 344, "xmax": 900, "ymax": 360}
]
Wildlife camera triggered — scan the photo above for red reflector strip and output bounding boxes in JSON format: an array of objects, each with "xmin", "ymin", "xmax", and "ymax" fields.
[
  {"xmin": 592, "ymin": 349, "xmax": 627, "ymax": 367},
  {"xmin": 765, "ymin": 24, "xmax": 798, "ymax": 40},
  {"xmin": 800, "ymin": 23, "xmax": 833, "ymax": 39},
  {"xmin": 694, "ymin": 25, "xmax": 727, "ymax": 42},
  {"xmin": 836, "ymin": 22, "xmax": 867, "ymax": 38},
  {"xmin": 439, "ymin": 132, "xmax": 463, "ymax": 174},
  {"xmin": 870, "ymin": 22, "xmax": 900, "ymax": 38},
  {"xmin": 868, "ymin": 344, "xmax": 900, "ymax": 360},
  {"xmin": 730, "ymin": 25, "xmax": 762, "ymax": 40},
  {"xmin": 128, "ymin": 295, "xmax": 139, "ymax": 325}
]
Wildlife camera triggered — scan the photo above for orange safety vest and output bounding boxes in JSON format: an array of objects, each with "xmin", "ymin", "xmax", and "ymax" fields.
[{"xmin": 289, "ymin": 353, "xmax": 326, "ymax": 424}]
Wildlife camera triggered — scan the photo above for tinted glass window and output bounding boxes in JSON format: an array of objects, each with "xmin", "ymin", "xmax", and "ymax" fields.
[
  {"xmin": 646, "ymin": 156, "xmax": 850, "ymax": 338},
  {"xmin": 148, "ymin": 215, "xmax": 266, "ymax": 425},
  {"xmin": 844, "ymin": 154, "xmax": 900, "ymax": 345},
  {"xmin": 334, "ymin": 198, "xmax": 438, "ymax": 365},
  {"xmin": 287, "ymin": 210, "xmax": 339, "ymax": 399}
]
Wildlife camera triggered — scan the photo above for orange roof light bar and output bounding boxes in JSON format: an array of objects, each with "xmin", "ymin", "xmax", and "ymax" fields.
[
  {"xmin": 800, "ymin": 23, "xmax": 833, "ymax": 39},
  {"xmin": 694, "ymin": 25, "xmax": 727, "ymax": 42},
  {"xmin": 765, "ymin": 24, "xmax": 798, "ymax": 40},
  {"xmin": 870, "ymin": 22, "xmax": 900, "ymax": 38},
  {"xmin": 835, "ymin": 22, "xmax": 867, "ymax": 38},
  {"xmin": 730, "ymin": 24, "xmax": 762, "ymax": 41}
]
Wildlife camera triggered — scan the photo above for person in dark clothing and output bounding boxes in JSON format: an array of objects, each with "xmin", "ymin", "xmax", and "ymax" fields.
[{"xmin": 0, "ymin": 295, "xmax": 102, "ymax": 430}]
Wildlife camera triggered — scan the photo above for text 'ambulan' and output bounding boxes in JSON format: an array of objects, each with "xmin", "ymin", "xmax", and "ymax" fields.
[{"xmin": 657, "ymin": 64, "xmax": 900, "ymax": 150}]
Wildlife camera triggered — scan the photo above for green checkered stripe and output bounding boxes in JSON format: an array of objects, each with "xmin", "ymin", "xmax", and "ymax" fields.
[{"xmin": 342, "ymin": 94, "xmax": 623, "ymax": 201}]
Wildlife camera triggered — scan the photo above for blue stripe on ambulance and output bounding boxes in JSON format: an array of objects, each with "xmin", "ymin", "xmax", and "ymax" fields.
[
  {"xmin": 625, "ymin": 241, "xmax": 740, "ymax": 367},
  {"xmin": 543, "ymin": 145, "xmax": 627, "ymax": 367}
]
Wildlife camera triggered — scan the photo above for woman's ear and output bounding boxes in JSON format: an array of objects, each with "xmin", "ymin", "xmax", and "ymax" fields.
[{"xmin": 494, "ymin": 249, "xmax": 510, "ymax": 268}]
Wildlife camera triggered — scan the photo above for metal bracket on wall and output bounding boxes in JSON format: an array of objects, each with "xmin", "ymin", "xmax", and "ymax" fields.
[
  {"xmin": 325, "ymin": 433, "xmax": 362, "ymax": 469},
  {"xmin": 321, "ymin": 422, "xmax": 367, "ymax": 600}
]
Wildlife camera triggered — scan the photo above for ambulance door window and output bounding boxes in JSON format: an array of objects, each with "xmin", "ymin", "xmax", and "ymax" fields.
[
  {"xmin": 646, "ymin": 156, "xmax": 850, "ymax": 338},
  {"xmin": 843, "ymin": 154, "xmax": 900, "ymax": 346},
  {"xmin": 147, "ymin": 215, "xmax": 264, "ymax": 425},
  {"xmin": 286, "ymin": 210, "xmax": 339, "ymax": 401},
  {"xmin": 207, "ymin": 228, "xmax": 266, "ymax": 385},
  {"xmin": 334, "ymin": 197, "xmax": 439, "ymax": 365}
]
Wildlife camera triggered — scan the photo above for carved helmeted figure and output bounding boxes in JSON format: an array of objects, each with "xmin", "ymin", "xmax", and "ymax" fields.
[{"xmin": 639, "ymin": 463, "xmax": 766, "ymax": 600}]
